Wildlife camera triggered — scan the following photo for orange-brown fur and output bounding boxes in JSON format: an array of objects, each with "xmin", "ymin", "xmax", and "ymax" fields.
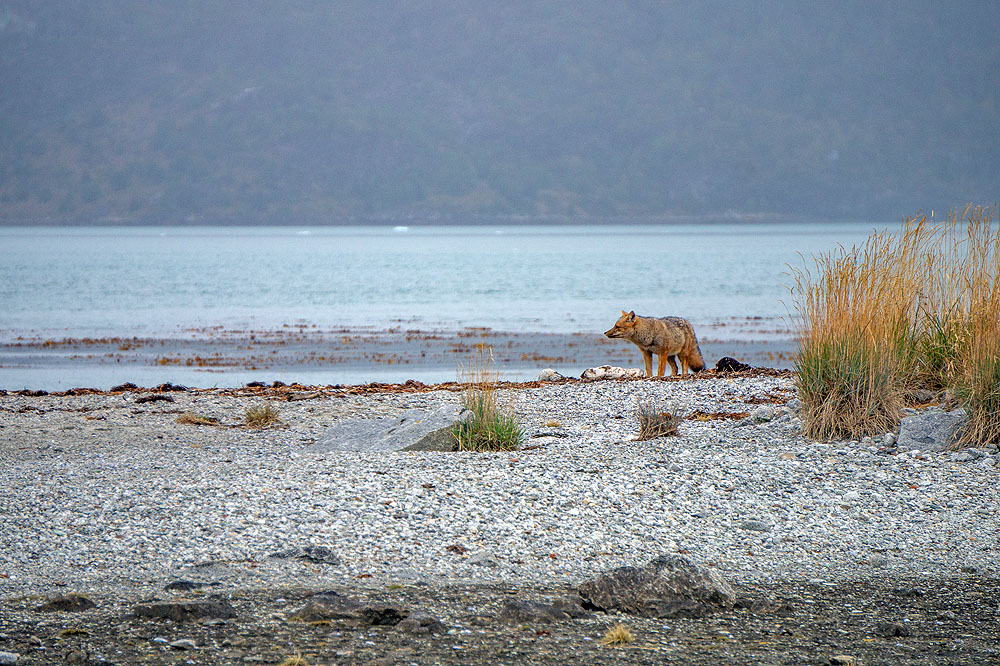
[{"xmin": 604, "ymin": 310, "xmax": 706, "ymax": 377}]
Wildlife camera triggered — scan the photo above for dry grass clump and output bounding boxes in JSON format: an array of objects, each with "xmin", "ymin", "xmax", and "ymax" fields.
[
  {"xmin": 791, "ymin": 204, "xmax": 1000, "ymax": 445},
  {"xmin": 453, "ymin": 347, "xmax": 524, "ymax": 451},
  {"xmin": 635, "ymin": 399, "xmax": 683, "ymax": 440},
  {"xmin": 277, "ymin": 655, "xmax": 308, "ymax": 666},
  {"xmin": 244, "ymin": 403, "xmax": 281, "ymax": 428},
  {"xmin": 600, "ymin": 622, "xmax": 634, "ymax": 646},
  {"xmin": 175, "ymin": 412, "xmax": 220, "ymax": 426}
]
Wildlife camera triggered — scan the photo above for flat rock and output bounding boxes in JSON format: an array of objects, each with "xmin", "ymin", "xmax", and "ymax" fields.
[
  {"xmin": 133, "ymin": 599, "xmax": 237, "ymax": 622},
  {"xmin": 312, "ymin": 405, "xmax": 471, "ymax": 453},
  {"xmin": 292, "ymin": 591, "xmax": 407, "ymax": 626},
  {"xmin": 33, "ymin": 594, "xmax": 96, "ymax": 613},
  {"xmin": 394, "ymin": 612, "xmax": 447, "ymax": 634},
  {"xmin": 897, "ymin": 408, "xmax": 968, "ymax": 452},
  {"xmin": 580, "ymin": 365, "xmax": 644, "ymax": 381},
  {"xmin": 578, "ymin": 554, "xmax": 736, "ymax": 618},
  {"xmin": 269, "ymin": 545, "xmax": 342, "ymax": 565}
]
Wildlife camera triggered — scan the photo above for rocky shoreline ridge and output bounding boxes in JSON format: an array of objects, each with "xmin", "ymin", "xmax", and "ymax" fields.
[{"xmin": 2, "ymin": 370, "xmax": 998, "ymax": 664}]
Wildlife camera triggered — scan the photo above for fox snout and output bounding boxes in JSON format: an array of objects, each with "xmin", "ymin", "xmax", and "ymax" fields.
[{"xmin": 604, "ymin": 326, "xmax": 621, "ymax": 338}]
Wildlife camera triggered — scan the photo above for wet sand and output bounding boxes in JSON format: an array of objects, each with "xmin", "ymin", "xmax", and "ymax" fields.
[{"xmin": 0, "ymin": 322, "xmax": 797, "ymax": 391}]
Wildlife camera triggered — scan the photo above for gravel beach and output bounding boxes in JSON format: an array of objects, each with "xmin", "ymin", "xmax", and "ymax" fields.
[{"xmin": 2, "ymin": 372, "xmax": 998, "ymax": 664}]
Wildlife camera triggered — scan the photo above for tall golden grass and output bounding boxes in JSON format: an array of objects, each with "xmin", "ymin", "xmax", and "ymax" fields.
[{"xmin": 791, "ymin": 204, "xmax": 999, "ymax": 446}]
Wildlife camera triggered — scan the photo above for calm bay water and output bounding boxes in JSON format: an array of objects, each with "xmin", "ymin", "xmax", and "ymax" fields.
[{"xmin": 0, "ymin": 223, "xmax": 888, "ymax": 389}]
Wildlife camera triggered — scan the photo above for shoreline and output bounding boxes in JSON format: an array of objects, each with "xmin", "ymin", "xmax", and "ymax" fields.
[{"xmin": 0, "ymin": 323, "xmax": 797, "ymax": 392}]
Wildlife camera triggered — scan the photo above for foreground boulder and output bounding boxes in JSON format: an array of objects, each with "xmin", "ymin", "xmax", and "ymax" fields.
[
  {"xmin": 312, "ymin": 406, "xmax": 472, "ymax": 453},
  {"xmin": 578, "ymin": 555, "xmax": 735, "ymax": 618},
  {"xmin": 897, "ymin": 408, "xmax": 968, "ymax": 452}
]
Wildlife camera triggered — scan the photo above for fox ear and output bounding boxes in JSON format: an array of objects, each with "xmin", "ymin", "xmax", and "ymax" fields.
[
  {"xmin": 627, "ymin": 310, "xmax": 635, "ymax": 319},
  {"xmin": 621, "ymin": 310, "xmax": 628, "ymax": 316}
]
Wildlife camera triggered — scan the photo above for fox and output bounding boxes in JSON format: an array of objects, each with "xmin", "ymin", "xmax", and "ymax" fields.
[{"xmin": 604, "ymin": 310, "xmax": 706, "ymax": 378}]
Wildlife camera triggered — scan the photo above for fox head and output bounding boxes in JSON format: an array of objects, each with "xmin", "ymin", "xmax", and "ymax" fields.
[{"xmin": 604, "ymin": 310, "xmax": 637, "ymax": 339}]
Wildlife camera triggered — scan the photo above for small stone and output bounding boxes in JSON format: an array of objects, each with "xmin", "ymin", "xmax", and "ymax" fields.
[
  {"xmin": 537, "ymin": 369, "xmax": 565, "ymax": 382},
  {"xmin": 777, "ymin": 452, "xmax": 796, "ymax": 461},
  {"xmin": 829, "ymin": 655, "xmax": 859, "ymax": 666},
  {"xmin": 0, "ymin": 651, "xmax": 18, "ymax": 665},
  {"xmin": 740, "ymin": 519, "xmax": 772, "ymax": 532},
  {"xmin": 750, "ymin": 406, "xmax": 774, "ymax": 423},
  {"xmin": 395, "ymin": 612, "xmax": 447, "ymax": 634},
  {"xmin": 168, "ymin": 639, "xmax": 198, "ymax": 650},
  {"xmin": 875, "ymin": 621, "xmax": 911, "ymax": 638}
]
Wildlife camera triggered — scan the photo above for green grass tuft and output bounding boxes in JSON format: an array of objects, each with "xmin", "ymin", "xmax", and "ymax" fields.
[{"xmin": 452, "ymin": 347, "xmax": 524, "ymax": 452}]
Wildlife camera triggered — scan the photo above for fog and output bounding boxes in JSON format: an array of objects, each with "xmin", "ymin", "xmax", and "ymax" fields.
[{"xmin": 1, "ymin": 1, "xmax": 997, "ymax": 224}]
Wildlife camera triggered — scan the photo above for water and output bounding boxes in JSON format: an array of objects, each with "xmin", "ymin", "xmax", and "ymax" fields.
[{"xmin": 0, "ymin": 222, "xmax": 888, "ymax": 389}]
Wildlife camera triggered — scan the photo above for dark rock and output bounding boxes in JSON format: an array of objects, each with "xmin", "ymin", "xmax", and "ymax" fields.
[
  {"xmin": 360, "ymin": 606, "xmax": 409, "ymax": 626},
  {"xmin": 110, "ymin": 382, "xmax": 139, "ymax": 392},
  {"xmin": 133, "ymin": 599, "xmax": 236, "ymax": 622},
  {"xmin": 550, "ymin": 595, "xmax": 593, "ymax": 619},
  {"xmin": 715, "ymin": 357, "xmax": 752, "ymax": 373},
  {"xmin": 499, "ymin": 600, "xmax": 573, "ymax": 624},
  {"xmin": 269, "ymin": 545, "xmax": 341, "ymax": 566},
  {"xmin": 875, "ymin": 621, "xmax": 911, "ymax": 638},
  {"xmin": 897, "ymin": 408, "xmax": 968, "ymax": 452},
  {"xmin": 292, "ymin": 592, "xmax": 363, "ymax": 622},
  {"xmin": 16, "ymin": 389, "xmax": 48, "ymax": 397},
  {"xmin": 33, "ymin": 594, "xmax": 96, "ymax": 613},
  {"xmin": 64, "ymin": 387, "xmax": 99, "ymax": 396},
  {"xmin": 135, "ymin": 394, "xmax": 174, "ymax": 404},
  {"xmin": 245, "ymin": 381, "xmax": 266, "ymax": 387},
  {"xmin": 292, "ymin": 592, "xmax": 407, "ymax": 626},
  {"xmin": 153, "ymin": 382, "xmax": 188, "ymax": 392},
  {"xmin": 394, "ymin": 612, "xmax": 447, "ymax": 634},
  {"xmin": 578, "ymin": 554, "xmax": 736, "ymax": 618},
  {"xmin": 163, "ymin": 580, "xmax": 220, "ymax": 592}
]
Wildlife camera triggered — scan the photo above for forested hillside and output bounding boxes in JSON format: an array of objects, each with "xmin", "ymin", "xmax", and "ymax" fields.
[{"xmin": 1, "ymin": 1, "xmax": 997, "ymax": 224}]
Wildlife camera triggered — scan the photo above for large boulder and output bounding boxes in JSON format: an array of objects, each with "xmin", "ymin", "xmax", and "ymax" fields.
[
  {"xmin": 312, "ymin": 406, "xmax": 472, "ymax": 453},
  {"xmin": 578, "ymin": 555, "xmax": 735, "ymax": 618},
  {"xmin": 897, "ymin": 408, "xmax": 968, "ymax": 452}
]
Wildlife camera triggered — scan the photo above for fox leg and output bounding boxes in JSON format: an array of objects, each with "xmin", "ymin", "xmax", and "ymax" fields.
[
  {"xmin": 642, "ymin": 350, "xmax": 653, "ymax": 378},
  {"xmin": 667, "ymin": 355, "xmax": 679, "ymax": 376},
  {"xmin": 679, "ymin": 355, "xmax": 689, "ymax": 374},
  {"xmin": 657, "ymin": 354, "xmax": 668, "ymax": 377}
]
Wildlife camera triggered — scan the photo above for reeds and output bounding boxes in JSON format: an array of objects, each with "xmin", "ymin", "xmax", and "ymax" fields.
[
  {"xmin": 600, "ymin": 622, "xmax": 634, "ymax": 646},
  {"xmin": 791, "ymin": 204, "xmax": 1000, "ymax": 445},
  {"xmin": 244, "ymin": 403, "xmax": 281, "ymax": 428},
  {"xmin": 635, "ymin": 399, "xmax": 683, "ymax": 440},
  {"xmin": 453, "ymin": 346, "xmax": 524, "ymax": 451}
]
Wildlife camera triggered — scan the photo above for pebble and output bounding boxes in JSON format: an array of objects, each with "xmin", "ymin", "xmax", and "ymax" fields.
[{"xmin": 0, "ymin": 375, "xmax": 997, "ymax": 598}]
